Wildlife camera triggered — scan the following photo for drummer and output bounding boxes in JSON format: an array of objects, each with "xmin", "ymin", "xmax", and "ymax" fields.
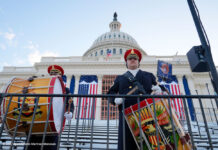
[
  {"xmin": 26, "ymin": 64, "xmax": 74, "ymax": 150},
  {"xmin": 107, "ymin": 49, "xmax": 162, "ymax": 150},
  {"xmin": 47, "ymin": 64, "xmax": 74, "ymax": 119}
]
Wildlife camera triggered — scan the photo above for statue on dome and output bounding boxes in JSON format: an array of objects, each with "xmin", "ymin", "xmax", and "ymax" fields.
[{"xmin": 113, "ymin": 12, "xmax": 117, "ymax": 21}]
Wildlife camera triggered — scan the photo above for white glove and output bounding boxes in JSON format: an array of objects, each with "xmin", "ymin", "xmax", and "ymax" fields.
[
  {"xmin": 151, "ymin": 85, "xmax": 162, "ymax": 95},
  {"xmin": 163, "ymin": 91, "xmax": 169, "ymax": 95},
  {"xmin": 64, "ymin": 112, "xmax": 73, "ymax": 121},
  {"xmin": 114, "ymin": 98, "xmax": 123, "ymax": 105}
]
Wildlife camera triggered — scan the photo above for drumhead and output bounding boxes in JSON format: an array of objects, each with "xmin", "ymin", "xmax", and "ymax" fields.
[{"xmin": 50, "ymin": 77, "xmax": 65, "ymax": 133}]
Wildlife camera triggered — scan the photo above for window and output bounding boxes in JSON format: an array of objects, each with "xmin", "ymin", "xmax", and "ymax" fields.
[
  {"xmin": 95, "ymin": 51, "xmax": 97, "ymax": 56},
  {"xmin": 118, "ymin": 34, "xmax": 120, "ymax": 38},
  {"xmin": 101, "ymin": 50, "xmax": 103, "ymax": 55},
  {"xmin": 101, "ymin": 75, "xmax": 118, "ymax": 120},
  {"xmin": 109, "ymin": 35, "xmax": 111, "ymax": 38},
  {"xmin": 114, "ymin": 34, "xmax": 116, "ymax": 38},
  {"xmin": 120, "ymin": 49, "xmax": 122, "ymax": 54},
  {"xmin": 113, "ymin": 48, "xmax": 116, "ymax": 54},
  {"xmin": 123, "ymin": 35, "xmax": 125, "ymax": 39}
]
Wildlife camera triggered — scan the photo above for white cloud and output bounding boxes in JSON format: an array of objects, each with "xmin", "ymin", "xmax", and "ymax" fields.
[
  {"xmin": 0, "ymin": 29, "xmax": 17, "ymax": 48},
  {"xmin": 2, "ymin": 62, "xmax": 11, "ymax": 66},
  {"xmin": 28, "ymin": 50, "xmax": 59, "ymax": 65},
  {"xmin": 0, "ymin": 43, "xmax": 6, "ymax": 50},
  {"xmin": 4, "ymin": 32, "xmax": 16, "ymax": 41},
  {"xmin": 24, "ymin": 41, "xmax": 39, "ymax": 50},
  {"xmin": 25, "ymin": 41, "xmax": 59, "ymax": 65}
]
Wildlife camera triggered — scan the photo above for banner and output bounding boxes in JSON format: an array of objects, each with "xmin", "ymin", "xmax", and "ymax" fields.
[
  {"xmin": 159, "ymin": 76, "xmax": 186, "ymax": 121},
  {"xmin": 182, "ymin": 75, "xmax": 195, "ymax": 121},
  {"xmin": 70, "ymin": 75, "xmax": 75, "ymax": 94},
  {"xmin": 62, "ymin": 75, "xmax": 67, "ymax": 87},
  {"xmin": 75, "ymin": 75, "xmax": 98, "ymax": 119},
  {"xmin": 157, "ymin": 60, "xmax": 172, "ymax": 80}
]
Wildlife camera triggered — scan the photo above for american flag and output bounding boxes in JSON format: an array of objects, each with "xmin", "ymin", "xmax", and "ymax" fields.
[
  {"xmin": 75, "ymin": 76, "xmax": 98, "ymax": 119},
  {"xmin": 160, "ymin": 81, "xmax": 186, "ymax": 121},
  {"xmin": 107, "ymin": 49, "xmax": 112, "ymax": 57}
]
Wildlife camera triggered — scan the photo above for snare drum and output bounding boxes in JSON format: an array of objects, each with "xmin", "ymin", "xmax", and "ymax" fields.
[
  {"xmin": 1, "ymin": 77, "xmax": 66, "ymax": 136},
  {"xmin": 124, "ymin": 98, "xmax": 191, "ymax": 150}
]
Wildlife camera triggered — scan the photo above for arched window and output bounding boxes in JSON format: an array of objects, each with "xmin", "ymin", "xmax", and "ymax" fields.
[
  {"xmin": 95, "ymin": 51, "xmax": 98, "ymax": 56},
  {"xmin": 113, "ymin": 48, "xmax": 116, "ymax": 54},
  {"xmin": 120, "ymin": 49, "xmax": 122, "ymax": 54},
  {"xmin": 101, "ymin": 50, "xmax": 103, "ymax": 55}
]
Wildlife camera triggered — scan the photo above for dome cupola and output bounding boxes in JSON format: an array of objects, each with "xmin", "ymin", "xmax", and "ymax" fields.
[
  {"xmin": 83, "ymin": 13, "xmax": 147, "ymax": 58},
  {"xmin": 109, "ymin": 12, "xmax": 121, "ymax": 32}
]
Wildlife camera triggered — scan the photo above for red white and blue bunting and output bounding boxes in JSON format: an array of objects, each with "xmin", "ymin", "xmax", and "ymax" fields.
[{"xmin": 75, "ymin": 75, "xmax": 98, "ymax": 119}]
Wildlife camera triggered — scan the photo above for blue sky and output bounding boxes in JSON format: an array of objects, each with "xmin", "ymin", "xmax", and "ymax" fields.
[{"xmin": 0, "ymin": 0, "xmax": 218, "ymax": 71}]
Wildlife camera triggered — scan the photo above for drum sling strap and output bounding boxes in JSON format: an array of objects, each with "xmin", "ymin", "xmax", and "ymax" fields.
[{"xmin": 123, "ymin": 71, "xmax": 147, "ymax": 95}]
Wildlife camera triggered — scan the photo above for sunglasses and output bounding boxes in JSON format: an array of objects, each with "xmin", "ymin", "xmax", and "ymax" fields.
[
  {"xmin": 50, "ymin": 71, "xmax": 61, "ymax": 75},
  {"xmin": 127, "ymin": 57, "xmax": 137, "ymax": 60}
]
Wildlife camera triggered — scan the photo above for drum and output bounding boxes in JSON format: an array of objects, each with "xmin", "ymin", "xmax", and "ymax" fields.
[
  {"xmin": 1, "ymin": 76, "xmax": 66, "ymax": 136},
  {"xmin": 124, "ymin": 98, "xmax": 192, "ymax": 150}
]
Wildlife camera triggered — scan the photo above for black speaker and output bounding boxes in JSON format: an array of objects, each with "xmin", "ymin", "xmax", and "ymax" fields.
[{"xmin": 186, "ymin": 46, "xmax": 210, "ymax": 72}]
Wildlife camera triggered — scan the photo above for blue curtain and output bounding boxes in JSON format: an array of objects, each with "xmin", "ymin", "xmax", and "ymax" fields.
[
  {"xmin": 62, "ymin": 75, "xmax": 67, "ymax": 84},
  {"xmin": 182, "ymin": 75, "xmax": 196, "ymax": 121},
  {"xmin": 70, "ymin": 75, "xmax": 75, "ymax": 94}
]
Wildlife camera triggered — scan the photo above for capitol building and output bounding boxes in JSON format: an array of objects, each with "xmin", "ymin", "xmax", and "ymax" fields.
[{"xmin": 0, "ymin": 13, "xmax": 216, "ymax": 120}]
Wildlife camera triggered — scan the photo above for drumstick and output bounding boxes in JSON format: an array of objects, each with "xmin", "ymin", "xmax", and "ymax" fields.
[
  {"xmin": 127, "ymin": 86, "xmax": 138, "ymax": 95},
  {"xmin": 67, "ymin": 98, "xmax": 73, "ymax": 113}
]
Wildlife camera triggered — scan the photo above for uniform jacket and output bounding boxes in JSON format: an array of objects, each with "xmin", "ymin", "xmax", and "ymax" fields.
[
  {"xmin": 108, "ymin": 69, "xmax": 157, "ymax": 110},
  {"xmin": 107, "ymin": 69, "xmax": 157, "ymax": 150}
]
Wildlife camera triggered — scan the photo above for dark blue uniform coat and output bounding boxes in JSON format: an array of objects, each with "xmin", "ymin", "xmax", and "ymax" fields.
[{"xmin": 108, "ymin": 70, "xmax": 156, "ymax": 150}]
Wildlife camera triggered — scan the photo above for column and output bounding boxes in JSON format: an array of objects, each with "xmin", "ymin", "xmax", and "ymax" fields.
[
  {"xmin": 66, "ymin": 74, "xmax": 71, "ymax": 88},
  {"xmin": 95, "ymin": 75, "xmax": 103, "ymax": 120},
  {"xmin": 73, "ymin": 74, "xmax": 80, "ymax": 119}
]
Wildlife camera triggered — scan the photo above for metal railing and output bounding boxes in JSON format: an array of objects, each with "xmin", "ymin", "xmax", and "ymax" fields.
[{"xmin": 0, "ymin": 93, "xmax": 218, "ymax": 150}]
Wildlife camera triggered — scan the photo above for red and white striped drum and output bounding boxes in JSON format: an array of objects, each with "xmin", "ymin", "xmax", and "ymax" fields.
[{"xmin": 1, "ymin": 76, "xmax": 66, "ymax": 136}]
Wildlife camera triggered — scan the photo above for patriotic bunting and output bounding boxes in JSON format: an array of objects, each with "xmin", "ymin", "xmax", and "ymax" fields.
[
  {"xmin": 159, "ymin": 76, "xmax": 186, "ymax": 121},
  {"xmin": 70, "ymin": 75, "xmax": 75, "ymax": 94},
  {"xmin": 75, "ymin": 75, "xmax": 98, "ymax": 119}
]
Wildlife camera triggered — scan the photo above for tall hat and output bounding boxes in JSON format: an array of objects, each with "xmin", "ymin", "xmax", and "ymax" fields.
[
  {"xmin": 47, "ymin": 65, "xmax": 64, "ymax": 75},
  {"xmin": 124, "ymin": 49, "xmax": 142, "ymax": 62}
]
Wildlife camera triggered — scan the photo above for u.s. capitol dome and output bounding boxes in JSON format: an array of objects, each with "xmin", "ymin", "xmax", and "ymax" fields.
[{"xmin": 83, "ymin": 12, "xmax": 147, "ymax": 58}]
